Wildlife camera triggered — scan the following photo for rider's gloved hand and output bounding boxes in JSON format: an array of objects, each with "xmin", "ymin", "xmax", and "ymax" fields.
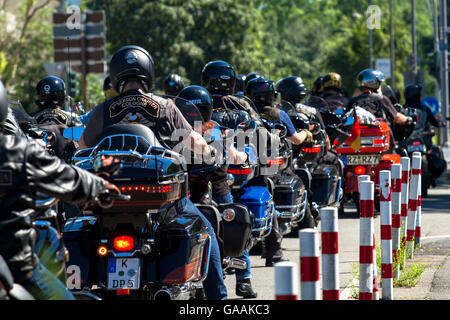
[{"xmin": 301, "ymin": 130, "xmax": 314, "ymax": 143}]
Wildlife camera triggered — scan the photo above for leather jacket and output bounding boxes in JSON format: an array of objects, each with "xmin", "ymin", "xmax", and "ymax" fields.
[{"xmin": 0, "ymin": 133, "xmax": 106, "ymax": 280}]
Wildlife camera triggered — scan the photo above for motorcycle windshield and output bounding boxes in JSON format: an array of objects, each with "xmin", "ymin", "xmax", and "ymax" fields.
[{"xmin": 8, "ymin": 98, "xmax": 37, "ymax": 124}]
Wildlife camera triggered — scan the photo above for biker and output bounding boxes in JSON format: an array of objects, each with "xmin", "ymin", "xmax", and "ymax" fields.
[
  {"xmin": 245, "ymin": 76, "xmax": 315, "ymax": 266},
  {"xmin": 0, "ymin": 79, "xmax": 120, "ymax": 300},
  {"xmin": 78, "ymin": 45, "xmax": 227, "ymax": 300},
  {"xmin": 321, "ymin": 72, "xmax": 349, "ymax": 110},
  {"xmin": 31, "ymin": 75, "xmax": 82, "ymax": 127},
  {"xmin": 404, "ymin": 84, "xmax": 446, "ymax": 132},
  {"xmin": 163, "ymin": 73, "xmax": 185, "ymax": 97},
  {"xmin": 201, "ymin": 61, "xmax": 261, "ymax": 122},
  {"xmin": 79, "ymin": 75, "xmax": 118, "ymax": 125},
  {"xmin": 177, "ymin": 85, "xmax": 258, "ymax": 299},
  {"xmin": 347, "ymin": 69, "xmax": 413, "ymax": 150}
]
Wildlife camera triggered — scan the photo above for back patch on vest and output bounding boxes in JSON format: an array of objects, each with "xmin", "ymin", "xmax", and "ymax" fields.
[{"xmin": 109, "ymin": 94, "xmax": 161, "ymax": 119}]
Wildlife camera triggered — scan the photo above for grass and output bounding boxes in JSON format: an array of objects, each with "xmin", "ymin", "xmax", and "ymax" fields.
[{"xmin": 348, "ymin": 238, "xmax": 428, "ymax": 299}]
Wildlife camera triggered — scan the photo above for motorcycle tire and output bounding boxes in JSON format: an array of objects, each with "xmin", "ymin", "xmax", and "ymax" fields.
[{"xmin": 297, "ymin": 204, "xmax": 316, "ymax": 229}]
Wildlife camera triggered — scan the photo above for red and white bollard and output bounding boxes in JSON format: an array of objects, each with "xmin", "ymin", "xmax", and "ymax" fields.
[
  {"xmin": 321, "ymin": 207, "xmax": 339, "ymax": 300},
  {"xmin": 400, "ymin": 157, "xmax": 410, "ymax": 257},
  {"xmin": 415, "ymin": 174, "xmax": 422, "ymax": 248},
  {"xmin": 274, "ymin": 261, "xmax": 299, "ymax": 300},
  {"xmin": 299, "ymin": 228, "xmax": 320, "ymax": 300},
  {"xmin": 380, "ymin": 170, "xmax": 393, "ymax": 300},
  {"xmin": 359, "ymin": 180, "xmax": 374, "ymax": 300},
  {"xmin": 391, "ymin": 163, "xmax": 402, "ymax": 280},
  {"xmin": 406, "ymin": 153, "xmax": 422, "ymax": 258}
]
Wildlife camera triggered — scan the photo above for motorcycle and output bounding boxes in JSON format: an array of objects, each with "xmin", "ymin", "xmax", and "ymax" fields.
[
  {"xmin": 334, "ymin": 107, "xmax": 400, "ymax": 214},
  {"xmin": 279, "ymin": 101, "xmax": 344, "ymax": 218}
]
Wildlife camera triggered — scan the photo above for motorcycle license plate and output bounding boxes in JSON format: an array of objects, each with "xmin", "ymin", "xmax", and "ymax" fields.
[
  {"xmin": 107, "ymin": 258, "xmax": 141, "ymax": 290},
  {"xmin": 346, "ymin": 154, "xmax": 380, "ymax": 165},
  {"xmin": 407, "ymin": 144, "xmax": 425, "ymax": 152}
]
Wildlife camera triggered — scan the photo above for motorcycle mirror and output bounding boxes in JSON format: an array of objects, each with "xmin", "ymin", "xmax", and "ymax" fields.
[{"xmin": 63, "ymin": 126, "xmax": 85, "ymax": 141}]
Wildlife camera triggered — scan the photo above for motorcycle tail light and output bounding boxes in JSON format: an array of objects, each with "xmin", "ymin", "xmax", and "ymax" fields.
[
  {"xmin": 113, "ymin": 235, "xmax": 135, "ymax": 252},
  {"xmin": 227, "ymin": 168, "xmax": 252, "ymax": 175},
  {"xmin": 267, "ymin": 158, "xmax": 284, "ymax": 165},
  {"xmin": 412, "ymin": 141, "xmax": 421, "ymax": 146},
  {"xmin": 354, "ymin": 166, "xmax": 366, "ymax": 175},
  {"xmin": 119, "ymin": 184, "xmax": 172, "ymax": 193},
  {"xmin": 301, "ymin": 147, "xmax": 321, "ymax": 153},
  {"xmin": 372, "ymin": 139, "xmax": 385, "ymax": 146}
]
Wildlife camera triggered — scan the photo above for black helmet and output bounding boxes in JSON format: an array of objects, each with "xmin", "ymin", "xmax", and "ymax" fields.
[
  {"xmin": 244, "ymin": 72, "xmax": 263, "ymax": 90},
  {"xmin": 177, "ymin": 85, "xmax": 213, "ymax": 122},
  {"xmin": 404, "ymin": 84, "xmax": 422, "ymax": 102},
  {"xmin": 163, "ymin": 73, "xmax": 185, "ymax": 96},
  {"xmin": 235, "ymin": 74, "xmax": 246, "ymax": 94},
  {"xmin": 322, "ymin": 72, "xmax": 344, "ymax": 91},
  {"xmin": 0, "ymin": 80, "xmax": 8, "ymax": 126},
  {"xmin": 103, "ymin": 75, "xmax": 118, "ymax": 100},
  {"xmin": 311, "ymin": 75, "xmax": 324, "ymax": 95},
  {"xmin": 35, "ymin": 75, "xmax": 66, "ymax": 109},
  {"xmin": 109, "ymin": 45, "xmax": 155, "ymax": 93},
  {"xmin": 245, "ymin": 77, "xmax": 276, "ymax": 107},
  {"xmin": 357, "ymin": 68, "xmax": 385, "ymax": 91},
  {"xmin": 275, "ymin": 76, "xmax": 307, "ymax": 104},
  {"xmin": 201, "ymin": 60, "xmax": 236, "ymax": 95}
]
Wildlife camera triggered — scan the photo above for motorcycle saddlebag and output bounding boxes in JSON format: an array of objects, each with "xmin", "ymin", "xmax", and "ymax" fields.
[
  {"xmin": 239, "ymin": 186, "xmax": 273, "ymax": 233},
  {"xmin": 429, "ymin": 145, "xmax": 447, "ymax": 178},
  {"xmin": 272, "ymin": 173, "xmax": 304, "ymax": 207},
  {"xmin": 155, "ymin": 214, "xmax": 210, "ymax": 285},
  {"xmin": 310, "ymin": 163, "xmax": 341, "ymax": 206},
  {"xmin": 217, "ymin": 203, "xmax": 253, "ymax": 258}
]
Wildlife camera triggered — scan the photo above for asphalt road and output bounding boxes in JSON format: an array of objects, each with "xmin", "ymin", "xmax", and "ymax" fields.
[{"xmin": 223, "ymin": 184, "xmax": 450, "ymax": 300}]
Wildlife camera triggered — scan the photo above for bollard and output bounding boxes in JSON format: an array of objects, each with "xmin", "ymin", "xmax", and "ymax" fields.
[
  {"xmin": 299, "ymin": 228, "xmax": 320, "ymax": 300},
  {"xmin": 415, "ymin": 174, "xmax": 422, "ymax": 248},
  {"xmin": 380, "ymin": 170, "xmax": 393, "ymax": 300},
  {"xmin": 359, "ymin": 181, "xmax": 374, "ymax": 300},
  {"xmin": 400, "ymin": 157, "xmax": 410, "ymax": 262},
  {"xmin": 391, "ymin": 163, "xmax": 402, "ymax": 280},
  {"xmin": 321, "ymin": 207, "xmax": 339, "ymax": 300},
  {"xmin": 358, "ymin": 175, "xmax": 378, "ymax": 299},
  {"xmin": 406, "ymin": 154, "xmax": 421, "ymax": 258},
  {"xmin": 275, "ymin": 261, "xmax": 299, "ymax": 300}
]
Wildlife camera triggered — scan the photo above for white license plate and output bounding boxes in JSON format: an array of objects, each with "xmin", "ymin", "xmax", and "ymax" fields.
[
  {"xmin": 346, "ymin": 154, "xmax": 380, "ymax": 165},
  {"xmin": 407, "ymin": 144, "xmax": 425, "ymax": 152},
  {"xmin": 107, "ymin": 258, "xmax": 141, "ymax": 290}
]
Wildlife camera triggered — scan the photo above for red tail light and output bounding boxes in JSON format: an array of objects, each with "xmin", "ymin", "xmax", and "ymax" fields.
[
  {"xmin": 412, "ymin": 141, "xmax": 420, "ymax": 146},
  {"xmin": 354, "ymin": 166, "xmax": 366, "ymax": 175},
  {"xmin": 113, "ymin": 235, "xmax": 135, "ymax": 252},
  {"xmin": 119, "ymin": 184, "xmax": 172, "ymax": 193},
  {"xmin": 301, "ymin": 147, "xmax": 321, "ymax": 153},
  {"xmin": 227, "ymin": 168, "xmax": 252, "ymax": 175},
  {"xmin": 373, "ymin": 139, "xmax": 385, "ymax": 146},
  {"xmin": 267, "ymin": 158, "xmax": 284, "ymax": 165}
]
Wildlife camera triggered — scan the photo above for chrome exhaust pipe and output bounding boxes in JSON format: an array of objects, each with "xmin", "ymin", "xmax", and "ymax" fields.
[{"xmin": 153, "ymin": 285, "xmax": 193, "ymax": 300}]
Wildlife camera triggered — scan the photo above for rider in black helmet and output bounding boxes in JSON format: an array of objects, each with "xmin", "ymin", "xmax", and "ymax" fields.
[
  {"xmin": 163, "ymin": 73, "xmax": 185, "ymax": 97},
  {"xmin": 32, "ymin": 75, "xmax": 82, "ymax": 126},
  {"xmin": 201, "ymin": 61, "xmax": 261, "ymax": 122},
  {"xmin": 0, "ymin": 79, "xmax": 119, "ymax": 300},
  {"xmin": 320, "ymin": 72, "xmax": 349, "ymax": 111},
  {"xmin": 79, "ymin": 45, "xmax": 227, "ymax": 300}
]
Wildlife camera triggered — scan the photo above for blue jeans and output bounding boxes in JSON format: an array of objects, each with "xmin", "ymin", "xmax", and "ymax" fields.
[
  {"xmin": 213, "ymin": 193, "xmax": 252, "ymax": 281},
  {"xmin": 20, "ymin": 263, "xmax": 75, "ymax": 300},
  {"xmin": 173, "ymin": 198, "xmax": 227, "ymax": 300}
]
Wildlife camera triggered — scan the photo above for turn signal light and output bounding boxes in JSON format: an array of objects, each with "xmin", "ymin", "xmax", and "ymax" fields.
[
  {"xmin": 97, "ymin": 246, "xmax": 108, "ymax": 256},
  {"xmin": 354, "ymin": 166, "xmax": 366, "ymax": 175},
  {"xmin": 113, "ymin": 235, "xmax": 135, "ymax": 252},
  {"xmin": 119, "ymin": 185, "xmax": 172, "ymax": 193}
]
